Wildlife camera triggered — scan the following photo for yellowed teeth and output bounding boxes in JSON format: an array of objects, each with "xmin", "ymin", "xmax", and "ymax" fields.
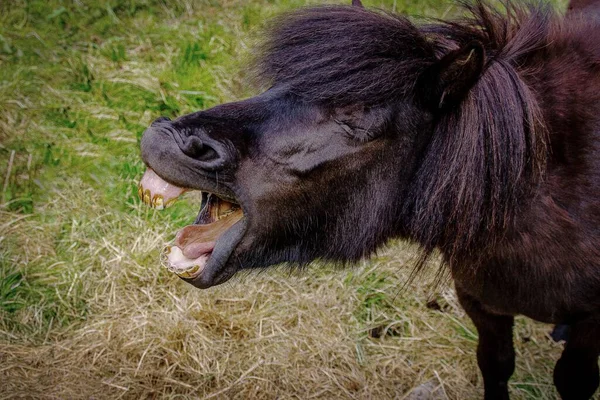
[
  {"xmin": 161, "ymin": 245, "xmax": 204, "ymax": 279},
  {"xmin": 138, "ymin": 184, "xmax": 174, "ymax": 210},
  {"xmin": 175, "ymin": 265, "xmax": 201, "ymax": 278}
]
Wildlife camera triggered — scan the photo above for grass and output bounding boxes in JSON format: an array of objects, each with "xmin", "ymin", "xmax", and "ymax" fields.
[{"xmin": 0, "ymin": 0, "xmax": 574, "ymax": 398}]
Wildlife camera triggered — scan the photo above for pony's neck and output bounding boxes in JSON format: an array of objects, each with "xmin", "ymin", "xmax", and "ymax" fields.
[{"xmin": 403, "ymin": 50, "xmax": 547, "ymax": 262}]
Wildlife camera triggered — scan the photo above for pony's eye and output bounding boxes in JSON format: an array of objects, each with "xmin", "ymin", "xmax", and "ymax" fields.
[
  {"xmin": 334, "ymin": 119, "xmax": 379, "ymax": 143},
  {"xmin": 334, "ymin": 119, "xmax": 355, "ymax": 137}
]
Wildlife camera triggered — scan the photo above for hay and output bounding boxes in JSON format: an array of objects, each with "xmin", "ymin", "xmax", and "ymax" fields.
[{"xmin": 1, "ymin": 199, "xmax": 563, "ymax": 398}]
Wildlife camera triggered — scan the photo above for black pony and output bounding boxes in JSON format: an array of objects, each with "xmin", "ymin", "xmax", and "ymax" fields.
[{"xmin": 139, "ymin": 1, "xmax": 600, "ymax": 398}]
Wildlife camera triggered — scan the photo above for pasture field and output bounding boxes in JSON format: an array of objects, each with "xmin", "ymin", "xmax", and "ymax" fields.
[{"xmin": 0, "ymin": 0, "xmax": 574, "ymax": 399}]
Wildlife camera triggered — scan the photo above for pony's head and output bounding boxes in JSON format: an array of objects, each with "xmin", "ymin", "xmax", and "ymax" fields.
[{"xmin": 139, "ymin": 1, "xmax": 548, "ymax": 288}]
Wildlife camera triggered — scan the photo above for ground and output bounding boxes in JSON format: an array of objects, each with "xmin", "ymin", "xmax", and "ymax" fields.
[{"xmin": 0, "ymin": 0, "xmax": 574, "ymax": 399}]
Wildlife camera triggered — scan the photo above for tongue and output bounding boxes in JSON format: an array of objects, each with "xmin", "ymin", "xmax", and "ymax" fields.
[
  {"xmin": 138, "ymin": 168, "xmax": 187, "ymax": 209},
  {"xmin": 165, "ymin": 208, "xmax": 244, "ymax": 279},
  {"xmin": 177, "ymin": 240, "xmax": 216, "ymax": 259},
  {"xmin": 175, "ymin": 209, "xmax": 244, "ymax": 258}
]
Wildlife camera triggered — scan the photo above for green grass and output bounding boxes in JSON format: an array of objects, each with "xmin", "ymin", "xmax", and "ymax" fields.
[
  {"xmin": 0, "ymin": 0, "xmax": 573, "ymax": 399},
  {"xmin": 0, "ymin": 0, "xmax": 450, "ymax": 338}
]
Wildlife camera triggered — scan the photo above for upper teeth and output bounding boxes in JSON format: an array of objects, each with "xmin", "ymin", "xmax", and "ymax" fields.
[
  {"xmin": 138, "ymin": 184, "xmax": 172, "ymax": 210},
  {"xmin": 138, "ymin": 182, "xmax": 240, "ymax": 219},
  {"xmin": 138, "ymin": 169, "xmax": 187, "ymax": 210},
  {"xmin": 211, "ymin": 199, "xmax": 239, "ymax": 221},
  {"xmin": 216, "ymin": 208, "xmax": 238, "ymax": 220}
]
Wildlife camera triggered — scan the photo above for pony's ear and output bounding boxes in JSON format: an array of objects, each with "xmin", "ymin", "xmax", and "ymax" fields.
[
  {"xmin": 352, "ymin": 0, "xmax": 364, "ymax": 7},
  {"xmin": 420, "ymin": 41, "xmax": 485, "ymax": 111}
]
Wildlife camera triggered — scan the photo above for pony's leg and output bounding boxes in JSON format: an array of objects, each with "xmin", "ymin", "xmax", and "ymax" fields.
[
  {"xmin": 551, "ymin": 324, "xmax": 571, "ymax": 342},
  {"xmin": 457, "ymin": 287, "xmax": 515, "ymax": 400},
  {"xmin": 553, "ymin": 317, "xmax": 600, "ymax": 400}
]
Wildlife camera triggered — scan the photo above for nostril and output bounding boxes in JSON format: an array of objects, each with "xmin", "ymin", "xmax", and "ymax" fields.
[
  {"xmin": 152, "ymin": 116, "xmax": 171, "ymax": 126},
  {"xmin": 182, "ymin": 135, "xmax": 218, "ymax": 162}
]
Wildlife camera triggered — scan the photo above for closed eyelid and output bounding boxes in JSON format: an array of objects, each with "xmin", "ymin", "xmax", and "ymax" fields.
[
  {"xmin": 334, "ymin": 117, "xmax": 382, "ymax": 143},
  {"xmin": 333, "ymin": 119, "xmax": 355, "ymax": 136}
]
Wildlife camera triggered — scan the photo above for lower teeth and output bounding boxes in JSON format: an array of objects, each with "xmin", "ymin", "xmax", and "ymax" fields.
[{"xmin": 161, "ymin": 246, "xmax": 204, "ymax": 278}]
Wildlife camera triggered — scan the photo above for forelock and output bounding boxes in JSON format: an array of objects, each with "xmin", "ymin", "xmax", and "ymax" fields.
[{"xmin": 256, "ymin": 6, "xmax": 436, "ymax": 107}]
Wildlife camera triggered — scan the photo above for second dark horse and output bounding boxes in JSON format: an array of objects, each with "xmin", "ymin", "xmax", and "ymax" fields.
[{"xmin": 139, "ymin": 1, "xmax": 600, "ymax": 398}]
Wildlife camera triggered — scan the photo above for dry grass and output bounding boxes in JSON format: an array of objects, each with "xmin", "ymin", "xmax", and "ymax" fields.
[
  {"xmin": 0, "ymin": 191, "xmax": 565, "ymax": 398},
  {"xmin": 0, "ymin": 0, "xmax": 573, "ymax": 399}
]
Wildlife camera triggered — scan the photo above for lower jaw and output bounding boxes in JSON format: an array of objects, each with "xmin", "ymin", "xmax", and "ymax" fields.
[
  {"xmin": 172, "ymin": 217, "xmax": 248, "ymax": 288},
  {"xmin": 183, "ymin": 264, "xmax": 238, "ymax": 289}
]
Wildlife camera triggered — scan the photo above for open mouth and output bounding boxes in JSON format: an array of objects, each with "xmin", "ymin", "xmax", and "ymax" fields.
[{"xmin": 138, "ymin": 168, "xmax": 244, "ymax": 284}]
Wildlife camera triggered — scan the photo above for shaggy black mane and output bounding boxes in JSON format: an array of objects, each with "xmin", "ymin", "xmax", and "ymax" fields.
[{"xmin": 259, "ymin": 1, "xmax": 552, "ymax": 265}]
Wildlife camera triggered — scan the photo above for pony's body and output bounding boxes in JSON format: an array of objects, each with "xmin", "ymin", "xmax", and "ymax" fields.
[
  {"xmin": 139, "ymin": 1, "xmax": 600, "ymax": 398},
  {"xmin": 450, "ymin": 13, "xmax": 600, "ymax": 398},
  {"xmin": 455, "ymin": 20, "xmax": 600, "ymax": 323}
]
